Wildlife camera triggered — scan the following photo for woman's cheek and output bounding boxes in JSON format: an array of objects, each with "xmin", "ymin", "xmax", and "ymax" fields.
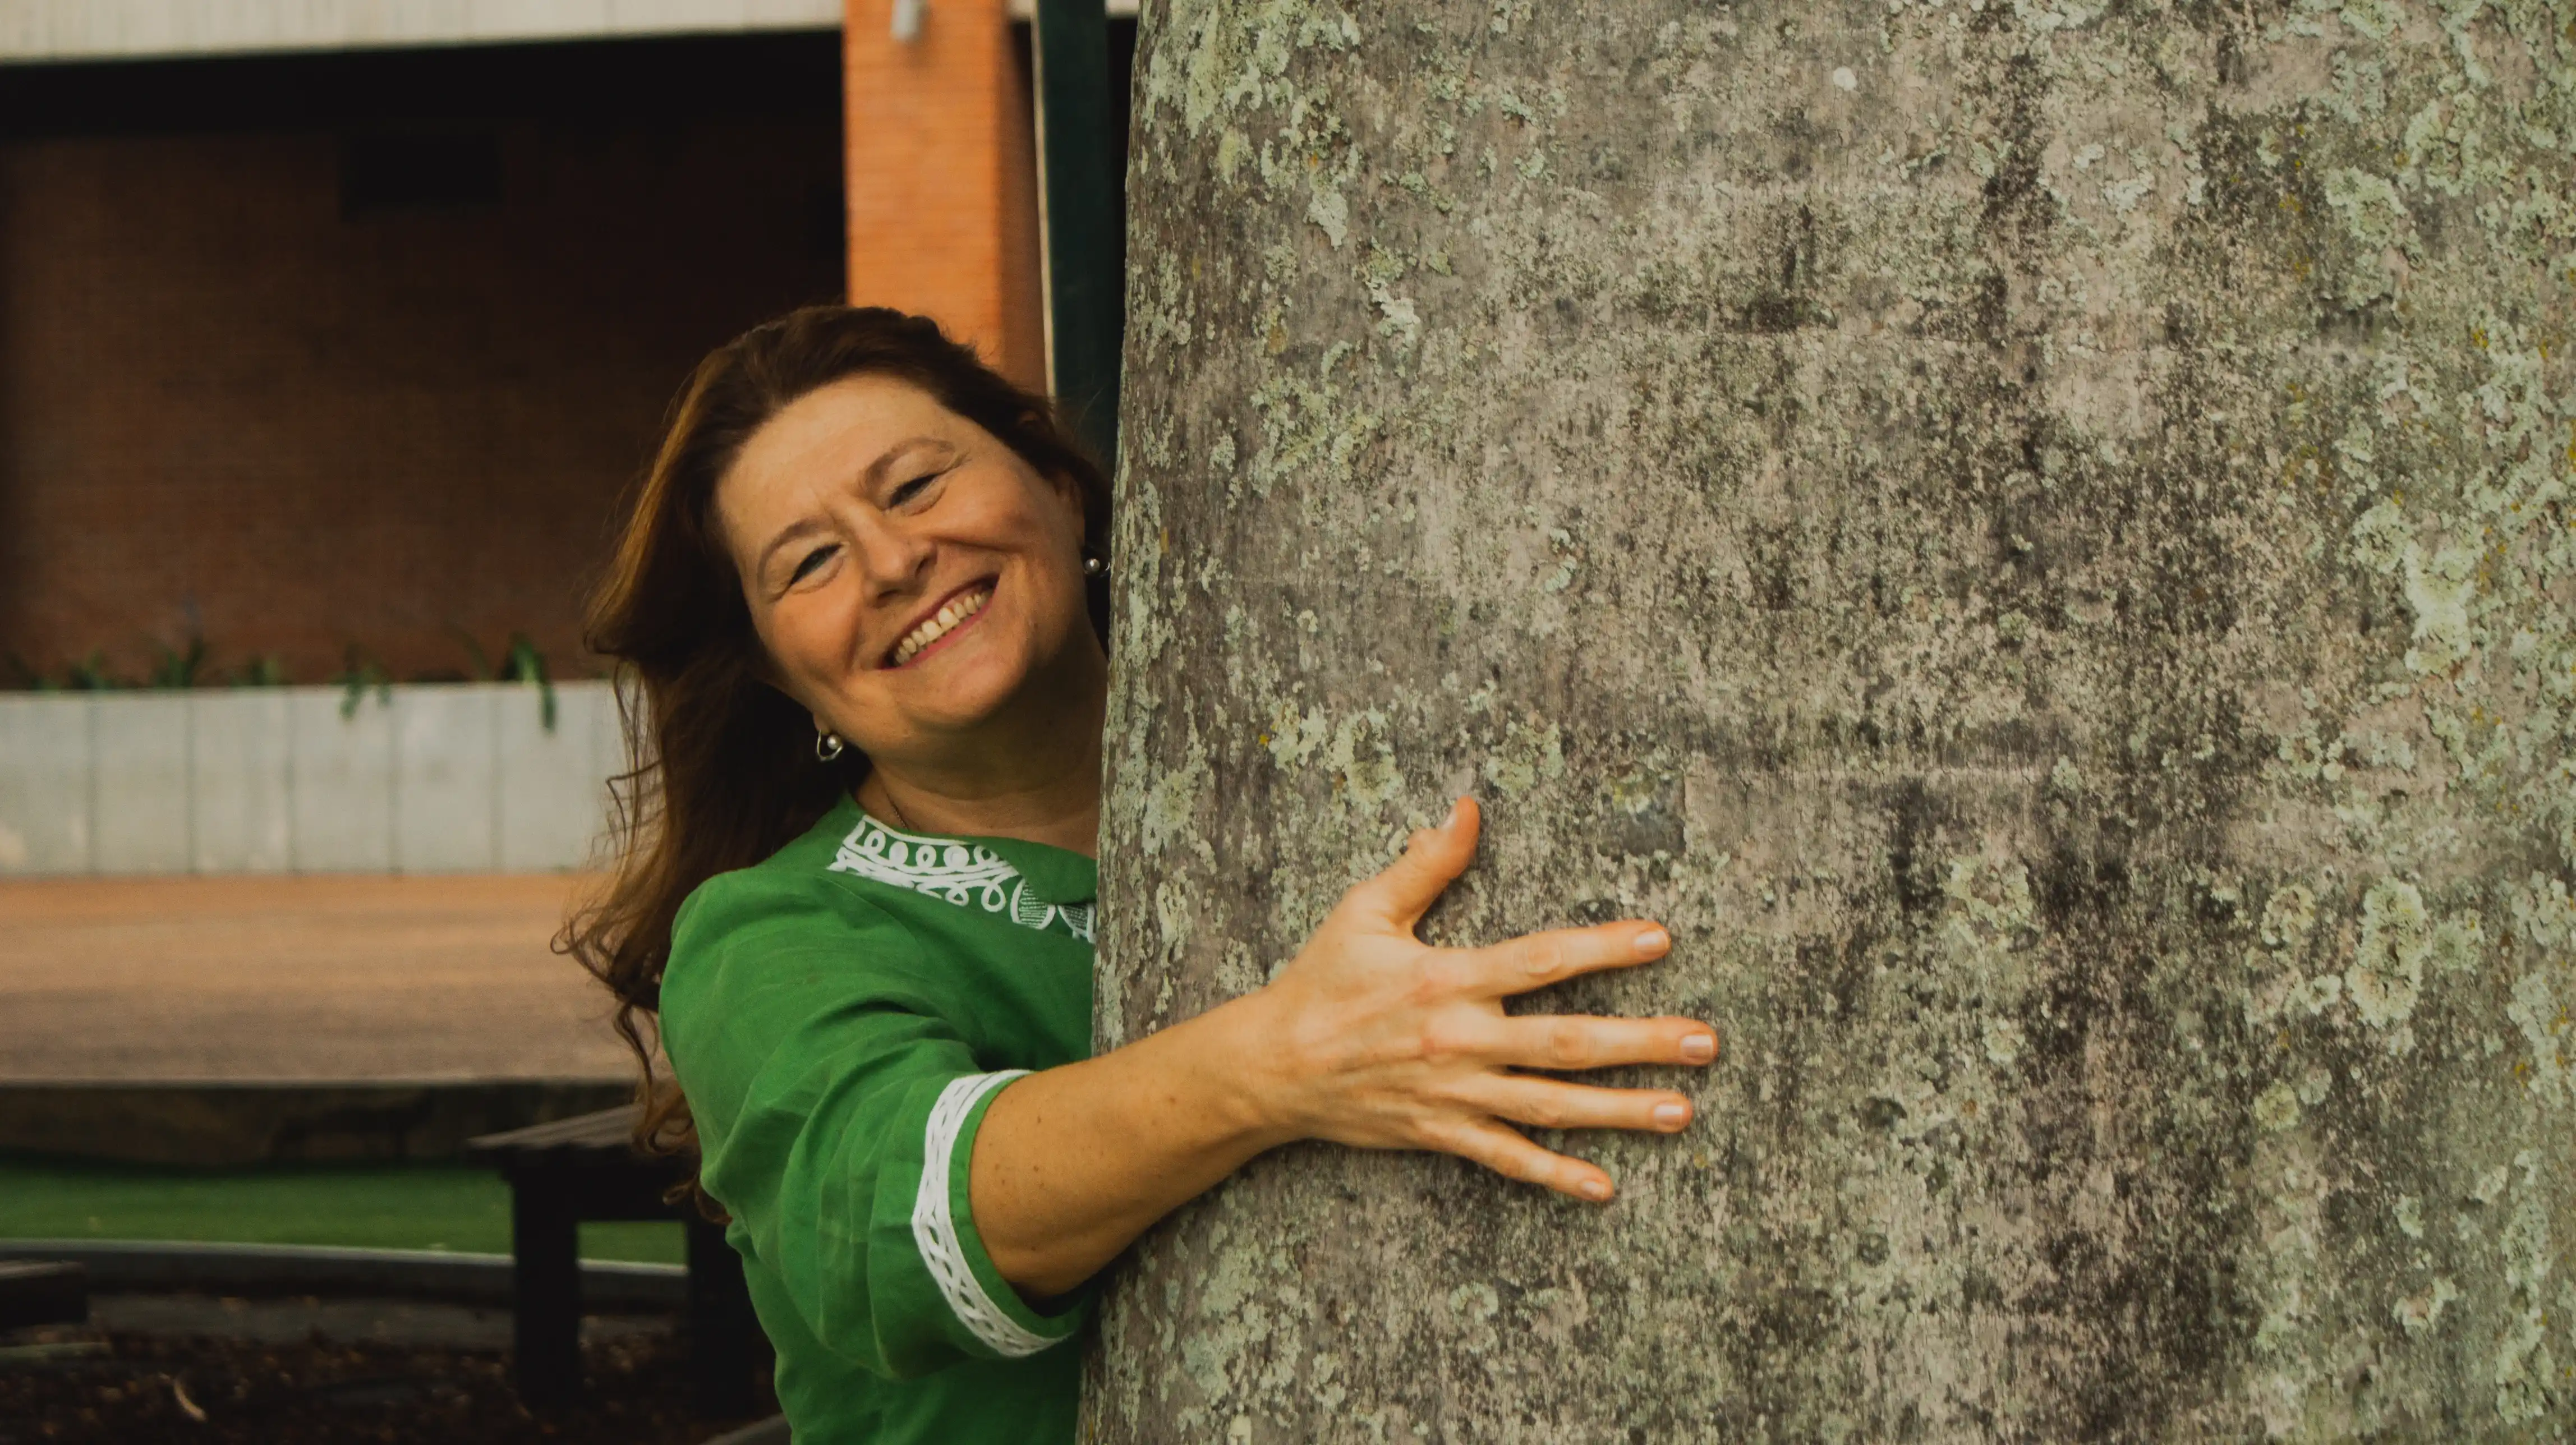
[{"xmin": 772, "ymin": 595, "xmax": 861, "ymax": 692}]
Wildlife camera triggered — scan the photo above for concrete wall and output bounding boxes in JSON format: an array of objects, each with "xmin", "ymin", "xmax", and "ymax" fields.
[
  {"xmin": 0, "ymin": 1, "xmax": 839, "ymax": 62},
  {"xmin": 0, "ymin": 682, "xmax": 623, "ymax": 876}
]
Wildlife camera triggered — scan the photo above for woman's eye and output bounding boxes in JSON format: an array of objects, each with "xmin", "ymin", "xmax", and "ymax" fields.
[
  {"xmin": 789, "ymin": 545, "xmax": 836, "ymax": 583},
  {"xmin": 889, "ymin": 470, "xmax": 944, "ymax": 508}
]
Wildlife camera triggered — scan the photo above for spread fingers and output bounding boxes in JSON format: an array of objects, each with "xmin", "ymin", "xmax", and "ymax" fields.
[
  {"xmin": 1489, "ymin": 1013, "xmax": 1721, "ymax": 1072},
  {"xmin": 1419, "ymin": 1117, "xmax": 1617, "ymax": 1203},
  {"xmin": 1354, "ymin": 797, "xmax": 1482, "ymax": 926},
  {"xmin": 1453, "ymin": 1076, "xmax": 1696, "ymax": 1136},
  {"xmin": 1469, "ymin": 921, "xmax": 1671, "ymax": 995}
]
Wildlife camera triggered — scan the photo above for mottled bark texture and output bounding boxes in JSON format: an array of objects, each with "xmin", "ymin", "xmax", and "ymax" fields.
[{"xmin": 1088, "ymin": 0, "xmax": 2575, "ymax": 1437}]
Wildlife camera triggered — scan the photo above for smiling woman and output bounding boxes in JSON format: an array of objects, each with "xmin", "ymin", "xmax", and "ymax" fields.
[
  {"xmin": 565, "ymin": 307, "xmax": 1721, "ymax": 1444},
  {"xmin": 716, "ymin": 370, "xmax": 1108, "ymax": 854}
]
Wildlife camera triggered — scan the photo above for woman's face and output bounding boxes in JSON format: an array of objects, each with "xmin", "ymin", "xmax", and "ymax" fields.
[{"xmin": 714, "ymin": 374, "xmax": 1100, "ymax": 774}]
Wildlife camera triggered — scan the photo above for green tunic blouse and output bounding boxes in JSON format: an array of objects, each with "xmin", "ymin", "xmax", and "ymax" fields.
[{"xmin": 661, "ymin": 795, "xmax": 1097, "ymax": 1443}]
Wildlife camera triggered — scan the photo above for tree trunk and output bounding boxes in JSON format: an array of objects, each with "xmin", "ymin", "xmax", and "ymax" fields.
[{"xmin": 1091, "ymin": 0, "xmax": 2574, "ymax": 1437}]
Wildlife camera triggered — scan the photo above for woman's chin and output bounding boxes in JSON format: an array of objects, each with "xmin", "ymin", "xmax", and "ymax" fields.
[{"xmin": 884, "ymin": 646, "xmax": 1035, "ymax": 731}]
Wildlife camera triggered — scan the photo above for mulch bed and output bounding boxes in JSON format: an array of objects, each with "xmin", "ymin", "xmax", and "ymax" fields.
[{"xmin": 0, "ymin": 1326, "xmax": 756, "ymax": 1445}]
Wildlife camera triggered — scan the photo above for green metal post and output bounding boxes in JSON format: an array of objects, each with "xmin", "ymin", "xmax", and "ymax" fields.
[{"xmin": 1030, "ymin": 0, "xmax": 1123, "ymax": 470}]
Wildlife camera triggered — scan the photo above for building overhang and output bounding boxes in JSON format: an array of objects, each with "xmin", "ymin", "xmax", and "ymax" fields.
[{"xmin": 0, "ymin": 0, "xmax": 843, "ymax": 66}]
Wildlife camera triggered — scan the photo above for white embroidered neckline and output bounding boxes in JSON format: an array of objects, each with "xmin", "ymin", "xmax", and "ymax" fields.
[{"xmin": 827, "ymin": 812, "xmax": 1096, "ymax": 943}]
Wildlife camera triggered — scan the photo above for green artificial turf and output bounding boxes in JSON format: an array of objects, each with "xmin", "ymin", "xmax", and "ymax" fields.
[{"xmin": 0, "ymin": 1157, "xmax": 683, "ymax": 1264}]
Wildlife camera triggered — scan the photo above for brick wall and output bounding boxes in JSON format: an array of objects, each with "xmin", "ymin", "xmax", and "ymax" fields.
[
  {"xmin": 0, "ymin": 38, "xmax": 847, "ymax": 685},
  {"xmin": 842, "ymin": 0, "xmax": 1046, "ymax": 392}
]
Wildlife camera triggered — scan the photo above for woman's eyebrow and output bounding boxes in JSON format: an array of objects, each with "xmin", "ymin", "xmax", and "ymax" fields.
[
  {"xmin": 751, "ymin": 435, "xmax": 957, "ymax": 581},
  {"xmin": 865, "ymin": 435, "xmax": 955, "ymax": 484},
  {"xmin": 754, "ymin": 516, "xmax": 832, "ymax": 585}
]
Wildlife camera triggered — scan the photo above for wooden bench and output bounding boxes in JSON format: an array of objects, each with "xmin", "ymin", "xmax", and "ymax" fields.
[{"xmin": 467, "ymin": 1106, "xmax": 770, "ymax": 1415}]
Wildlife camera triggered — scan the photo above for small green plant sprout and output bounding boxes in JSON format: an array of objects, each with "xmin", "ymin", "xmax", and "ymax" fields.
[
  {"xmin": 146, "ymin": 632, "xmax": 210, "ymax": 689},
  {"xmin": 63, "ymin": 651, "xmax": 117, "ymax": 691},
  {"xmin": 332, "ymin": 646, "xmax": 393, "ymax": 720},
  {"xmin": 229, "ymin": 655, "xmax": 288, "ymax": 688},
  {"xmin": 501, "ymin": 632, "xmax": 558, "ymax": 734}
]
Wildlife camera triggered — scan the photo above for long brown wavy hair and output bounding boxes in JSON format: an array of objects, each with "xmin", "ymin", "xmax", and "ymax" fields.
[{"xmin": 563, "ymin": 305, "xmax": 1111, "ymax": 1188}]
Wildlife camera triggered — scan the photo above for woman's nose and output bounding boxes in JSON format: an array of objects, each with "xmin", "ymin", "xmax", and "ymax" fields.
[{"xmin": 850, "ymin": 516, "xmax": 933, "ymax": 592}]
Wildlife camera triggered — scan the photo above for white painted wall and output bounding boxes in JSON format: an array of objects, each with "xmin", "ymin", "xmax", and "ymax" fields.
[
  {"xmin": 498, "ymin": 680, "xmax": 625, "ymax": 871},
  {"xmin": 191, "ymin": 690, "xmax": 293, "ymax": 873},
  {"xmin": 0, "ymin": 695, "xmax": 93, "ymax": 873},
  {"xmin": 392, "ymin": 686, "xmax": 499, "ymax": 873},
  {"xmin": 0, "ymin": 682, "xmax": 622, "ymax": 876},
  {"xmin": 288, "ymin": 689, "xmax": 397, "ymax": 872},
  {"xmin": 0, "ymin": 1, "xmax": 840, "ymax": 64},
  {"xmin": 91, "ymin": 693, "xmax": 192, "ymax": 875}
]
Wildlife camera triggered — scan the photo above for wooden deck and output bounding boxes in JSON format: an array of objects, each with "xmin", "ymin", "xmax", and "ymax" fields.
[{"xmin": 0, "ymin": 875, "xmax": 634, "ymax": 1084}]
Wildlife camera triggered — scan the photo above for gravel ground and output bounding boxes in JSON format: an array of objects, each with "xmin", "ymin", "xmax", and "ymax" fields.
[
  {"xmin": 0, "ymin": 1323, "xmax": 760, "ymax": 1444},
  {"xmin": 84, "ymin": 1290, "xmax": 674, "ymax": 1351}
]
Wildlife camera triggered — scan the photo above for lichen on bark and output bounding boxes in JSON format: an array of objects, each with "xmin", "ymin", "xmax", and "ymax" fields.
[{"xmin": 1091, "ymin": 0, "xmax": 2576, "ymax": 1437}]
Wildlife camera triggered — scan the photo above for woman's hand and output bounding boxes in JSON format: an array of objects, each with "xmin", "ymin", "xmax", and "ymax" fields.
[
  {"xmin": 974, "ymin": 795, "xmax": 1718, "ymax": 1298},
  {"xmin": 1234, "ymin": 796, "xmax": 1718, "ymax": 1202}
]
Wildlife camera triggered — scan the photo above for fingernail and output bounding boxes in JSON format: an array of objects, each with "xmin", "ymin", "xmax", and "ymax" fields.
[
  {"xmin": 1445, "ymin": 797, "xmax": 1464, "ymax": 826},
  {"xmin": 1580, "ymin": 1178, "xmax": 1612, "ymax": 1201},
  {"xmin": 1634, "ymin": 927, "xmax": 1669, "ymax": 956},
  {"xmin": 1653, "ymin": 1101, "xmax": 1689, "ymax": 1128},
  {"xmin": 1680, "ymin": 1033, "xmax": 1717, "ymax": 1063}
]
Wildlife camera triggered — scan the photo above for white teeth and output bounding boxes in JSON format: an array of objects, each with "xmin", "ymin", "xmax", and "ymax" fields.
[{"xmin": 893, "ymin": 586, "xmax": 990, "ymax": 665}]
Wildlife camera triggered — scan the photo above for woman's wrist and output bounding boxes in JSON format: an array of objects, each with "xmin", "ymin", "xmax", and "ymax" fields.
[{"xmin": 1177, "ymin": 989, "xmax": 1305, "ymax": 1158}]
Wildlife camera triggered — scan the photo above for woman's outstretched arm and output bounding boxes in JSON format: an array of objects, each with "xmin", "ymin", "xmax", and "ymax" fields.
[{"xmin": 971, "ymin": 797, "xmax": 1721, "ymax": 1301}]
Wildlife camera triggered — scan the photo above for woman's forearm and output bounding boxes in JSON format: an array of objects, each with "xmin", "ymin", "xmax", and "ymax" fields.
[{"xmin": 969, "ymin": 992, "xmax": 1287, "ymax": 1301}]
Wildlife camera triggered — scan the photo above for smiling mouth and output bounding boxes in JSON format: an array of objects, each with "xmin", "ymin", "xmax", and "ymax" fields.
[{"xmin": 888, "ymin": 582, "xmax": 995, "ymax": 667}]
